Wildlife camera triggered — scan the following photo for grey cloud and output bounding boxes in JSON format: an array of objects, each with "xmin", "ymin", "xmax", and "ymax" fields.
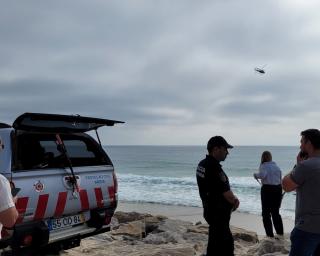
[
  {"xmin": 214, "ymin": 72, "xmax": 320, "ymax": 122},
  {"xmin": 1, "ymin": 1, "xmax": 320, "ymax": 144}
]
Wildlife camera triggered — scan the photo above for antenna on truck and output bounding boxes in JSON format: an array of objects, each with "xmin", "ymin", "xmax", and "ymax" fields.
[
  {"xmin": 55, "ymin": 134, "xmax": 80, "ymax": 194},
  {"xmin": 95, "ymin": 129, "xmax": 102, "ymax": 146}
]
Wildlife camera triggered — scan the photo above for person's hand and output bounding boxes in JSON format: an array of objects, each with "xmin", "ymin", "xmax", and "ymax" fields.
[
  {"xmin": 297, "ymin": 151, "xmax": 308, "ymax": 163},
  {"xmin": 13, "ymin": 196, "xmax": 18, "ymax": 204}
]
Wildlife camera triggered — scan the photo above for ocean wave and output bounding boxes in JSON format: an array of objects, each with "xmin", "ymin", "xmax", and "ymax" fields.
[
  {"xmin": 118, "ymin": 173, "xmax": 196, "ymax": 186},
  {"xmin": 118, "ymin": 173, "xmax": 262, "ymax": 186},
  {"xmin": 116, "ymin": 173, "xmax": 295, "ymax": 218}
]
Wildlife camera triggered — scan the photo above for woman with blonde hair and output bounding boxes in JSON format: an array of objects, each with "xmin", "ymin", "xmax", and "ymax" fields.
[{"xmin": 254, "ymin": 151, "xmax": 284, "ymax": 238}]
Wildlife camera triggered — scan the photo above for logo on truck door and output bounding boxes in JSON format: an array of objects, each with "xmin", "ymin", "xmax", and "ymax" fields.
[
  {"xmin": 34, "ymin": 180, "xmax": 45, "ymax": 192},
  {"xmin": 85, "ymin": 174, "xmax": 109, "ymax": 184}
]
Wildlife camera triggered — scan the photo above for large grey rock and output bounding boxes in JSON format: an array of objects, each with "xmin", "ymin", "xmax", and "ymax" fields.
[
  {"xmin": 111, "ymin": 220, "xmax": 145, "ymax": 238},
  {"xmin": 156, "ymin": 218, "xmax": 192, "ymax": 234},
  {"xmin": 187, "ymin": 223, "xmax": 208, "ymax": 235},
  {"xmin": 114, "ymin": 211, "xmax": 153, "ymax": 223},
  {"xmin": 232, "ymin": 226, "xmax": 259, "ymax": 243},
  {"xmin": 144, "ymin": 231, "xmax": 182, "ymax": 244},
  {"xmin": 246, "ymin": 236, "xmax": 290, "ymax": 256}
]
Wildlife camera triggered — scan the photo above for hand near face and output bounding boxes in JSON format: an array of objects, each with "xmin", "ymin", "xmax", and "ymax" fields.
[{"xmin": 297, "ymin": 151, "xmax": 308, "ymax": 163}]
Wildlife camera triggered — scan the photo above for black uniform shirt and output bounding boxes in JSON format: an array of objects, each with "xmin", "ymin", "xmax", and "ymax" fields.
[{"xmin": 196, "ymin": 155, "xmax": 232, "ymax": 222}]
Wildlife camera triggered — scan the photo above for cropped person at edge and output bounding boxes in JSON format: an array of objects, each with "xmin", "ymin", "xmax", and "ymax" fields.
[
  {"xmin": 196, "ymin": 136, "xmax": 239, "ymax": 256},
  {"xmin": 283, "ymin": 129, "xmax": 320, "ymax": 256},
  {"xmin": 0, "ymin": 173, "xmax": 18, "ymax": 239},
  {"xmin": 254, "ymin": 151, "xmax": 284, "ymax": 238},
  {"xmin": 0, "ymin": 136, "xmax": 18, "ymax": 243}
]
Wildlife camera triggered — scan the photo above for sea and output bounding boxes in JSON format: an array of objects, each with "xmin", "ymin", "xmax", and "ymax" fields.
[{"xmin": 104, "ymin": 145, "xmax": 299, "ymax": 219}]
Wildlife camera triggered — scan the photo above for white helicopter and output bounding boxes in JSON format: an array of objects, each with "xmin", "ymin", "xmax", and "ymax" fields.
[{"xmin": 254, "ymin": 65, "xmax": 266, "ymax": 74}]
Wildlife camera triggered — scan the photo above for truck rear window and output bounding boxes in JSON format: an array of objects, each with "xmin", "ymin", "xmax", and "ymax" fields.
[{"xmin": 14, "ymin": 133, "xmax": 112, "ymax": 170}]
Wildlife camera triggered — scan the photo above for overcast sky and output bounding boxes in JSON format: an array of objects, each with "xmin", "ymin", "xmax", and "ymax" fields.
[{"xmin": 1, "ymin": 0, "xmax": 320, "ymax": 145}]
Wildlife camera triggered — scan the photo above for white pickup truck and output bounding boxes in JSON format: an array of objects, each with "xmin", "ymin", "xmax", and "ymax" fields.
[{"xmin": 0, "ymin": 113, "xmax": 123, "ymax": 255}]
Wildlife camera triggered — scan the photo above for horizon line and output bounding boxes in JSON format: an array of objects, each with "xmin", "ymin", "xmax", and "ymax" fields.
[{"xmin": 104, "ymin": 144, "xmax": 298, "ymax": 147}]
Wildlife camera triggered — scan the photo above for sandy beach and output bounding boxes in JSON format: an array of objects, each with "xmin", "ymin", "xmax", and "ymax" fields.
[
  {"xmin": 59, "ymin": 201, "xmax": 293, "ymax": 255},
  {"xmin": 116, "ymin": 201, "xmax": 295, "ymax": 236}
]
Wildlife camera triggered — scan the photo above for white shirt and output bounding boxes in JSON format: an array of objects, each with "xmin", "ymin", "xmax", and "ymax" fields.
[
  {"xmin": 0, "ymin": 174, "xmax": 15, "ymax": 239},
  {"xmin": 254, "ymin": 161, "xmax": 282, "ymax": 185}
]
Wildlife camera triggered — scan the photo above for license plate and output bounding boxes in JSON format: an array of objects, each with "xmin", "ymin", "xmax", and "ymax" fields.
[{"xmin": 47, "ymin": 214, "xmax": 85, "ymax": 231}]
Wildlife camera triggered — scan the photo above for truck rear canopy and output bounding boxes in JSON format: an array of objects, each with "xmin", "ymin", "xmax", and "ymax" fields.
[{"xmin": 13, "ymin": 113, "xmax": 124, "ymax": 133}]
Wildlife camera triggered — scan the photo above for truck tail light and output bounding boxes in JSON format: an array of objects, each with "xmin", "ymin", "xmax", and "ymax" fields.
[
  {"xmin": 22, "ymin": 235, "xmax": 33, "ymax": 246},
  {"xmin": 12, "ymin": 221, "xmax": 49, "ymax": 250},
  {"xmin": 112, "ymin": 171, "xmax": 118, "ymax": 194}
]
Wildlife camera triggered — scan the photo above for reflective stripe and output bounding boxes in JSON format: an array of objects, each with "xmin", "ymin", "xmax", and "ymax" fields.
[
  {"xmin": 13, "ymin": 185, "xmax": 114, "ymax": 223},
  {"xmin": 79, "ymin": 189, "xmax": 89, "ymax": 211},
  {"xmin": 94, "ymin": 188, "xmax": 104, "ymax": 208},
  {"xmin": 54, "ymin": 192, "xmax": 67, "ymax": 218},
  {"xmin": 34, "ymin": 194, "xmax": 49, "ymax": 220},
  {"xmin": 16, "ymin": 197, "xmax": 29, "ymax": 224}
]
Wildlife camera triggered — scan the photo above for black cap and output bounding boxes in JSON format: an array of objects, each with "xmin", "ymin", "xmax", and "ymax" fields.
[{"xmin": 207, "ymin": 136, "xmax": 233, "ymax": 151}]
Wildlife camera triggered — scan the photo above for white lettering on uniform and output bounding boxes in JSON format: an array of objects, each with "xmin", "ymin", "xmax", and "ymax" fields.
[{"xmin": 197, "ymin": 166, "xmax": 205, "ymax": 178}]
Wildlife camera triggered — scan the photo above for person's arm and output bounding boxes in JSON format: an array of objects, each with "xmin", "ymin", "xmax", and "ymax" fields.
[
  {"xmin": 196, "ymin": 165, "xmax": 208, "ymax": 202},
  {"xmin": 0, "ymin": 206, "xmax": 18, "ymax": 228},
  {"xmin": 254, "ymin": 164, "xmax": 267, "ymax": 180},
  {"xmin": 282, "ymin": 153, "xmax": 306, "ymax": 192},
  {"xmin": 223, "ymin": 190, "xmax": 240, "ymax": 211},
  {"xmin": 282, "ymin": 173, "xmax": 298, "ymax": 192},
  {"xmin": 0, "ymin": 177, "xmax": 19, "ymax": 227}
]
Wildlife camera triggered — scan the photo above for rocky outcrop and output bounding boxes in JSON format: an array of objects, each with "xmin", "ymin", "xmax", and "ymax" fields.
[
  {"xmin": 246, "ymin": 236, "xmax": 290, "ymax": 256},
  {"xmin": 61, "ymin": 211, "xmax": 290, "ymax": 256}
]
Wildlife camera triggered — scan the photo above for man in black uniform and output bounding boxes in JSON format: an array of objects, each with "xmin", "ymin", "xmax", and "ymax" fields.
[{"xmin": 196, "ymin": 136, "xmax": 239, "ymax": 256}]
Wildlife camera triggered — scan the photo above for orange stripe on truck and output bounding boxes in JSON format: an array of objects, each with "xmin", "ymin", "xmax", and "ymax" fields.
[
  {"xmin": 34, "ymin": 194, "xmax": 49, "ymax": 220},
  {"xmin": 79, "ymin": 189, "xmax": 89, "ymax": 210},
  {"xmin": 54, "ymin": 192, "xmax": 67, "ymax": 218},
  {"xmin": 15, "ymin": 197, "xmax": 29, "ymax": 224},
  {"xmin": 108, "ymin": 186, "xmax": 115, "ymax": 206},
  {"xmin": 94, "ymin": 188, "xmax": 104, "ymax": 208}
]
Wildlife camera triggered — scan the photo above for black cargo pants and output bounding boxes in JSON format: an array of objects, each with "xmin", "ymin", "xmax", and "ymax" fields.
[
  {"xmin": 261, "ymin": 184, "xmax": 283, "ymax": 237},
  {"xmin": 206, "ymin": 214, "xmax": 234, "ymax": 256}
]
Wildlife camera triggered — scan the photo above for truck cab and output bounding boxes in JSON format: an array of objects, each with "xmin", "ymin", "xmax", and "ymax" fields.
[{"xmin": 0, "ymin": 113, "xmax": 123, "ymax": 254}]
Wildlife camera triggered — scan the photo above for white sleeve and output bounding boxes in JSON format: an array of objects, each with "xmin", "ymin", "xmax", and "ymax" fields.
[
  {"xmin": 0, "ymin": 176, "xmax": 15, "ymax": 213},
  {"xmin": 255, "ymin": 164, "xmax": 267, "ymax": 179}
]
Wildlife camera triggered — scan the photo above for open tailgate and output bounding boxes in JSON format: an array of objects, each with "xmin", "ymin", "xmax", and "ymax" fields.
[{"xmin": 13, "ymin": 113, "xmax": 124, "ymax": 133}]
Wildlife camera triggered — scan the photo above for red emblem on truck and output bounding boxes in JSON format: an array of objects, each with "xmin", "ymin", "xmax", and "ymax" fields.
[{"xmin": 34, "ymin": 180, "xmax": 44, "ymax": 192}]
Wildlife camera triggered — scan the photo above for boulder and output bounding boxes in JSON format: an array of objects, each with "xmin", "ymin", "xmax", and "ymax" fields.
[
  {"xmin": 246, "ymin": 236, "xmax": 290, "ymax": 256},
  {"xmin": 114, "ymin": 211, "xmax": 152, "ymax": 223},
  {"xmin": 232, "ymin": 226, "xmax": 259, "ymax": 243},
  {"xmin": 111, "ymin": 220, "xmax": 145, "ymax": 238}
]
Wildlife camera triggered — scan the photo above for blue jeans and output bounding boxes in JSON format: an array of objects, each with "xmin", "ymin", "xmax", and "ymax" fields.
[{"xmin": 290, "ymin": 228, "xmax": 320, "ymax": 256}]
